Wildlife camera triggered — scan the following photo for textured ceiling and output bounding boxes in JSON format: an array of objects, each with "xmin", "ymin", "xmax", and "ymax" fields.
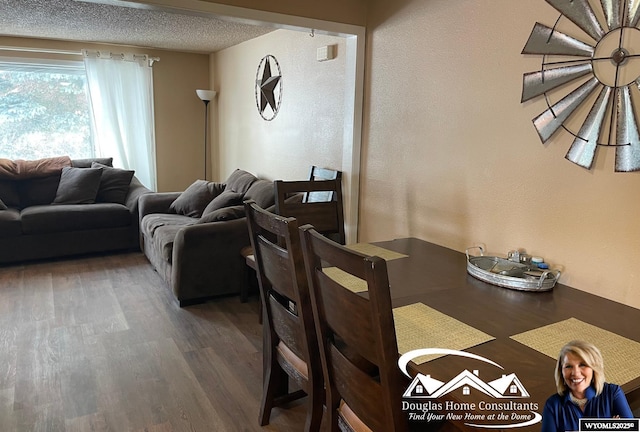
[{"xmin": 0, "ymin": 0, "xmax": 275, "ymax": 53}]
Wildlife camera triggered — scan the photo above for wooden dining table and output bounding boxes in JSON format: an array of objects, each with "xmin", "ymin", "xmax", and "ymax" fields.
[{"xmin": 362, "ymin": 237, "xmax": 640, "ymax": 431}]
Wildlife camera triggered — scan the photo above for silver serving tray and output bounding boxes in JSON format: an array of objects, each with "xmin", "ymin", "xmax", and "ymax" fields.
[{"xmin": 465, "ymin": 246, "xmax": 560, "ymax": 292}]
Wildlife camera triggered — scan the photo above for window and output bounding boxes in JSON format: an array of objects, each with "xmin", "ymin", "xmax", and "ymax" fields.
[{"xmin": 0, "ymin": 58, "xmax": 93, "ymax": 160}]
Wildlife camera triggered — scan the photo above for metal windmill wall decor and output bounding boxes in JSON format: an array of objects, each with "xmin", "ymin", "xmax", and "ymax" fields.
[{"xmin": 521, "ymin": 0, "xmax": 640, "ymax": 171}]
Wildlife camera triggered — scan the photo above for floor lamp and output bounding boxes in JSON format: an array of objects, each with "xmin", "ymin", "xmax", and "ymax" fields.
[{"xmin": 196, "ymin": 89, "xmax": 217, "ymax": 180}]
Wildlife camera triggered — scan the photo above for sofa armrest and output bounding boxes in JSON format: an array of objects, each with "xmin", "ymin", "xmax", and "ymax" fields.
[
  {"xmin": 125, "ymin": 177, "xmax": 153, "ymax": 214},
  {"xmin": 170, "ymin": 217, "xmax": 251, "ymax": 302},
  {"xmin": 138, "ymin": 191, "xmax": 181, "ymax": 220}
]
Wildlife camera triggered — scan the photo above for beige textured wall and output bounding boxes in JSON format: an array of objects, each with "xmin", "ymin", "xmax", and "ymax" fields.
[
  {"xmin": 0, "ymin": 37, "xmax": 209, "ymax": 192},
  {"xmin": 153, "ymin": 51, "xmax": 210, "ymax": 192},
  {"xmin": 363, "ymin": 0, "xmax": 640, "ymax": 308},
  {"xmin": 213, "ymin": 29, "xmax": 347, "ymax": 183}
]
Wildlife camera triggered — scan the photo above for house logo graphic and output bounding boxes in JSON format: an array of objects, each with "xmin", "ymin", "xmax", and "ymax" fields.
[
  {"xmin": 398, "ymin": 348, "xmax": 542, "ymax": 429},
  {"xmin": 403, "ymin": 369, "xmax": 530, "ymax": 399}
]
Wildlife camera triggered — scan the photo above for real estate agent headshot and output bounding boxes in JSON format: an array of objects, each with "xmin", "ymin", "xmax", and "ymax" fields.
[{"xmin": 541, "ymin": 340, "xmax": 634, "ymax": 432}]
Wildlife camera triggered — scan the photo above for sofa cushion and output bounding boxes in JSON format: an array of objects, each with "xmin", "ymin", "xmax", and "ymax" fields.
[
  {"xmin": 244, "ymin": 179, "xmax": 275, "ymax": 209},
  {"xmin": 201, "ymin": 191, "xmax": 243, "ymax": 216},
  {"xmin": 72, "ymin": 157, "xmax": 113, "ymax": 168},
  {"xmin": 141, "ymin": 213, "xmax": 197, "ymax": 263},
  {"xmin": 198, "ymin": 205, "xmax": 246, "ymax": 224},
  {"xmin": 91, "ymin": 162, "xmax": 135, "ymax": 205},
  {"xmin": 0, "ymin": 180, "xmax": 21, "ymax": 208},
  {"xmin": 18, "ymin": 174, "xmax": 61, "ymax": 208},
  {"xmin": 169, "ymin": 180, "xmax": 225, "ymax": 218},
  {"xmin": 53, "ymin": 166, "xmax": 103, "ymax": 204},
  {"xmin": 21, "ymin": 203, "xmax": 131, "ymax": 235},
  {"xmin": 225, "ymin": 169, "xmax": 257, "ymax": 194},
  {"xmin": 0, "ymin": 208, "xmax": 21, "ymax": 238},
  {"xmin": 141, "ymin": 213, "xmax": 195, "ymax": 237},
  {"xmin": 0, "ymin": 198, "xmax": 6, "ymax": 211}
]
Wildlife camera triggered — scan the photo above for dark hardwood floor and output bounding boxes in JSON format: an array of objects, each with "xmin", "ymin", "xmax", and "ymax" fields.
[{"xmin": 0, "ymin": 252, "xmax": 307, "ymax": 431}]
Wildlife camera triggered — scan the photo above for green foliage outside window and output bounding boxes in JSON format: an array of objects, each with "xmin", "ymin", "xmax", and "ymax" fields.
[{"xmin": 0, "ymin": 62, "xmax": 93, "ymax": 160}]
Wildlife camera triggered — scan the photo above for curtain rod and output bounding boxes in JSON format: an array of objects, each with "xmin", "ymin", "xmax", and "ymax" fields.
[
  {"xmin": 0, "ymin": 46, "xmax": 160, "ymax": 63},
  {"xmin": 0, "ymin": 46, "xmax": 82, "ymax": 56}
]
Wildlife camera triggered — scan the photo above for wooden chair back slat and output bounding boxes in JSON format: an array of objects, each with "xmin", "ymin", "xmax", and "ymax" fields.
[
  {"xmin": 256, "ymin": 235, "xmax": 296, "ymax": 300},
  {"xmin": 267, "ymin": 293, "xmax": 305, "ymax": 359},
  {"xmin": 280, "ymin": 202, "xmax": 340, "ymax": 233},
  {"xmin": 275, "ymin": 178, "xmax": 345, "ymax": 245},
  {"xmin": 330, "ymin": 344, "xmax": 386, "ymax": 432},
  {"xmin": 314, "ymin": 269, "xmax": 378, "ymax": 363}
]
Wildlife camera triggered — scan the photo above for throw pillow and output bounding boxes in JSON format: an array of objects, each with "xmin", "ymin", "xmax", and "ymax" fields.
[
  {"xmin": 53, "ymin": 166, "xmax": 103, "ymax": 204},
  {"xmin": 0, "ymin": 198, "xmax": 6, "ymax": 210},
  {"xmin": 17, "ymin": 174, "xmax": 61, "ymax": 207},
  {"xmin": 201, "ymin": 191, "xmax": 243, "ymax": 216},
  {"xmin": 243, "ymin": 180, "xmax": 275, "ymax": 209},
  {"xmin": 225, "ymin": 169, "xmax": 257, "ymax": 194},
  {"xmin": 0, "ymin": 180, "xmax": 20, "ymax": 208},
  {"xmin": 72, "ymin": 157, "xmax": 113, "ymax": 168},
  {"xmin": 91, "ymin": 162, "xmax": 135, "ymax": 204},
  {"xmin": 169, "ymin": 180, "xmax": 225, "ymax": 218},
  {"xmin": 198, "ymin": 205, "xmax": 246, "ymax": 224}
]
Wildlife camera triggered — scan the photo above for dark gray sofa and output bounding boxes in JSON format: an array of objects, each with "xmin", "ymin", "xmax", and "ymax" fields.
[
  {"xmin": 0, "ymin": 156, "xmax": 151, "ymax": 264},
  {"xmin": 139, "ymin": 169, "xmax": 275, "ymax": 306}
]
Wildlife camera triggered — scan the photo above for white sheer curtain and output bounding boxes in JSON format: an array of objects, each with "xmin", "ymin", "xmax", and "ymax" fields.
[{"xmin": 83, "ymin": 50, "xmax": 157, "ymax": 191}]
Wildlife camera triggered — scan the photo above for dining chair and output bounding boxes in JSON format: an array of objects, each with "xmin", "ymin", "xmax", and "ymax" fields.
[
  {"xmin": 299, "ymin": 225, "xmax": 409, "ymax": 432},
  {"xmin": 244, "ymin": 200, "xmax": 324, "ymax": 431},
  {"xmin": 241, "ymin": 166, "xmax": 343, "ymax": 301},
  {"xmin": 275, "ymin": 177, "xmax": 345, "ymax": 245},
  {"xmin": 305, "ymin": 165, "xmax": 342, "ymax": 203}
]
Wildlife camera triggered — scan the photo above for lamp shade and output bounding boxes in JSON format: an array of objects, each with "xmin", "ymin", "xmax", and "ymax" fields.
[{"xmin": 196, "ymin": 89, "xmax": 217, "ymax": 101}]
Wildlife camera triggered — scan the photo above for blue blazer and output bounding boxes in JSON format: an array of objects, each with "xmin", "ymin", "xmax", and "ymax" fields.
[{"xmin": 542, "ymin": 383, "xmax": 634, "ymax": 432}]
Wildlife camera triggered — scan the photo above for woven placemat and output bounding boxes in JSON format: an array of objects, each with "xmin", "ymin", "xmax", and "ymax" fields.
[
  {"xmin": 393, "ymin": 303, "xmax": 495, "ymax": 364},
  {"xmin": 346, "ymin": 243, "xmax": 408, "ymax": 261},
  {"xmin": 321, "ymin": 244, "xmax": 408, "ymax": 293},
  {"xmin": 510, "ymin": 318, "xmax": 640, "ymax": 385},
  {"xmin": 322, "ymin": 267, "xmax": 368, "ymax": 293}
]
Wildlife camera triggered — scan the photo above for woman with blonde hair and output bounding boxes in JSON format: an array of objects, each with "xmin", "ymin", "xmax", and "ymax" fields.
[{"xmin": 541, "ymin": 340, "xmax": 633, "ymax": 432}]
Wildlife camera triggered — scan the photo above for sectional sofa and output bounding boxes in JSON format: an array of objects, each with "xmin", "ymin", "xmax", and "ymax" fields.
[
  {"xmin": 0, "ymin": 156, "xmax": 151, "ymax": 263},
  {"xmin": 139, "ymin": 169, "xmax": 275, "ymax": 306}
]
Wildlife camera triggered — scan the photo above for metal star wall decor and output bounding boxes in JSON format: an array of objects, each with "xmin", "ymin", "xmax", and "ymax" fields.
[
  {"xmin": 521, "ymin": 0, "xmax": 640, "ymax": 171},
  {"xmin": 255, "ymin": 54, "xmax": 282, "ymax": 121}
]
